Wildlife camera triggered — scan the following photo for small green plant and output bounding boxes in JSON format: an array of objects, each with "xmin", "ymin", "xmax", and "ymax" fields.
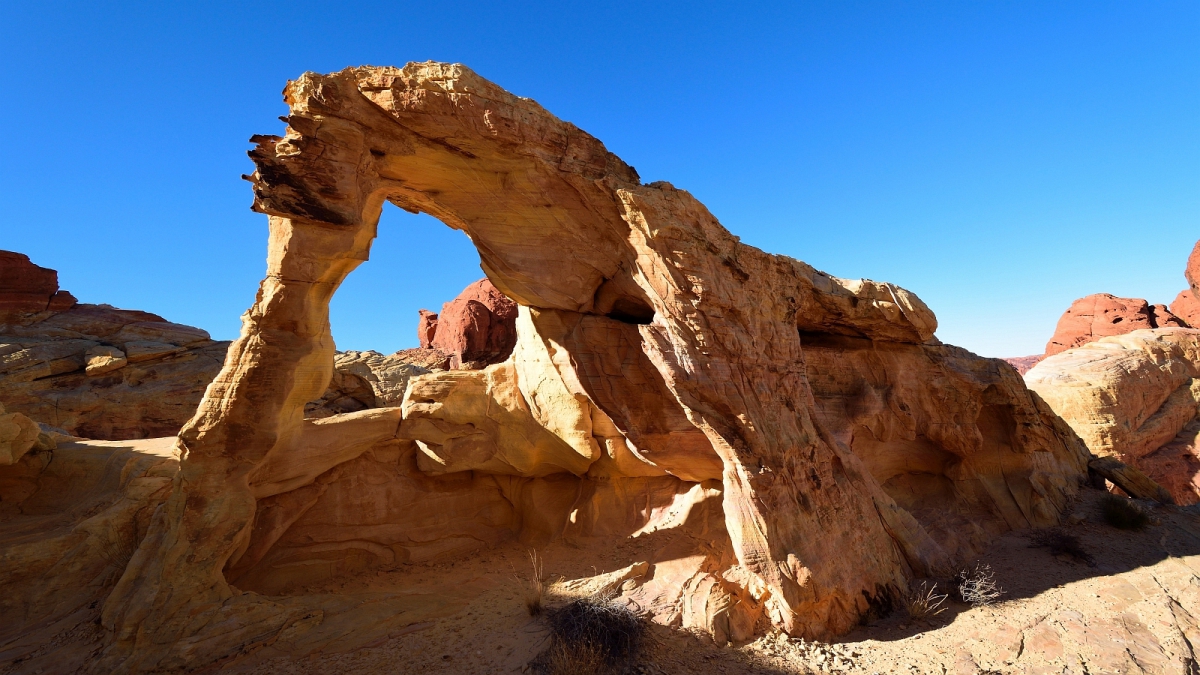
[
  {"xmin": 955, "ymin": 564, "xmax": 1004, "ymax": 607},
  {"xmin": 904, "ymin": 581, "xmax": 948, "ymax": 620},
  {"xmin": 1100, "ymin": 494, "xmax": 1150, "ymax": 530},
  {"xmin": 1029, "ymin": 528, "xmax": 1095, "ymax": 566}
]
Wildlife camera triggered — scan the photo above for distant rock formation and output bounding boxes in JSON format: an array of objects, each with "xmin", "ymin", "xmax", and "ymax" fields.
[
  {"xmin": 0, "ymin": 251, "xmax": 76, "ymax": 314},
  {"xmin": 306, "ymin": 347, "xmax": 450, "ymax": 418},
  {"xmin": 1002, "ymin": 354, "xmax": 1043, "ymax": 375},
  {"xmin": 0, "ymin": 251, "xmax": 231, "ymax": 440},
  {"xmin": 1044, "ymin": 293, "xmax": 1185, "ymax": 357},
  {"xmin": 420, "ymin": 278, "xmax": 518, "ymax": 368}
]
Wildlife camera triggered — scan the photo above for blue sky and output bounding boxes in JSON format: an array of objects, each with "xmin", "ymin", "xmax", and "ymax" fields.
[{"xmin": 2, "ymin": 1, "xmax": 1196, "ymax": 357}]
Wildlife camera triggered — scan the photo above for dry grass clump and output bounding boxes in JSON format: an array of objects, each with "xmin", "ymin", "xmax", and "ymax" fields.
[
  {"xmin": 903, "ymin": 581, "xmax": 948, "ymax": 620},
  {"xmin": 1100, "ymin": 494, "xmax": 1150, "ymax": 531},
  {"xmin": 1029, "ymin": 527, "xmax": 1095, "ymax": 566},
  {"xmin": 517, "ymin": 550, "xmax": 547, "ymax": 616},
  {"xmin": 531, "ymin": 596, "xmax": 646, "ymax": 675},
  {"xmin": 955, "ymin": 563, "xmax": 1004, "ymax": 607}
]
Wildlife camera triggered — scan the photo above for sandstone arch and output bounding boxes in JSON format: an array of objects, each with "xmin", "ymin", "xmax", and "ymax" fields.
[{"xmin": 93, "ymin": 62, "xmax": 1089, "ymax": 671}]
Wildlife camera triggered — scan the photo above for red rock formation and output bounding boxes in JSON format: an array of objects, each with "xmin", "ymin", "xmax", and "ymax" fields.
[
  {"xmin": 417, "ymin": 309, "xmax": 438, "ymax": 348},
  {"xmin": 1171, "ymin": 290, "xmax": 1200, "ymax": 328},
  {"xmin": 1003, "ymin": 355, "xmax": 1043, "ymax": 375},
  {"xmin": 0, "ymin": 251, "xmax": 76, "ymax": 314},
  {"xmin": 1045, "ymin": 293, "xmax": 1182, "ymax": 356},
  {"xmin": 428, "ymin": 278, "xmax": 518, "ymax": 368}
]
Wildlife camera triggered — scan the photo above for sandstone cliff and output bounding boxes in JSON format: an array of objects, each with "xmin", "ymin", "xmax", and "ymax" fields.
[{"xmin": 56, "ymin": 62, "xmax": 1090, "ymax": 674}]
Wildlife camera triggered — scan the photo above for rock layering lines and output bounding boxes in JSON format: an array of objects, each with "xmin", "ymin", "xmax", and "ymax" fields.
[
  {"xmin": 1027, "ymin": 328, "xmax": 1200, "ymax": 504},
  {"xmin": 92, "ymin": 62, "xmax": 1089, "ymax": 671}
]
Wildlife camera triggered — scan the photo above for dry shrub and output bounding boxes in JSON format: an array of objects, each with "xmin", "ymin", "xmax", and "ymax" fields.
[
  {"xmin": 1100, "ymin": 494, "xmax": 1150, "ymax": 531},
  {"xmin": 530, "ymin": 596, "xmax": 645, "ymax": 675},
  {"xmin": 517, "ymin": 550, "xmax": 546, "ymax": 616},
  {"xmin": 904, "ymin": 581, "xmax": 947, "ymax": 620},
  {"xmin": 1029, "ymin": 528, "xmax": 1095, "ymax": 566},
  {"xmin": 955, "ymin": 564, "xmax": 1004, "ymax": 607}
]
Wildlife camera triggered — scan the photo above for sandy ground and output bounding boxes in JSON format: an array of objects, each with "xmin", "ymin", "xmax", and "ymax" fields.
[
  {"xmin": 221, "ymin": 488, "xmax": 1200, "ymax": 675},
  {"xmin": 7, "ymin": 487, "xmax": 1199, "ymax": 674}
]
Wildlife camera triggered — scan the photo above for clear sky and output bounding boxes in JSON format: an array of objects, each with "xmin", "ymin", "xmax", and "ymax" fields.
[{"xmin": 2, "ymin": 1, "xmax": 1196, "ymax": 358}]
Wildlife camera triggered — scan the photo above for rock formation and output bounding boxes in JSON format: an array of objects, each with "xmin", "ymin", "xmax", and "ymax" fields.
[
  {"xmin": 1044, "ymin": 293, "xmax": 1185, "ymax": 357},
  {"xmin": 0, "ymin": 63, "xmax": 1092, "ymax": 673},
  {"xmin": 0, "ymin": 257, "xmax": 233, "ymax": 439},
  {"xmin": 1170, "ymin": 289, "xmax": 1200, "ymax": 328},
  {"xmin": 0, "ymin": 251, "xmax": 77, "ymax": 314},
  {"xmin": 1002, "ymin": 354, "xmax": 1043, "ymax": 375},
  {"xmin": 305, "ymin": 347, "xmax": 450, "ymax": 418},
  {"xmin": 1026, "ymin": 328, "xmax": 1200, "ymax": 504},
  {"xmin": 421, "ymin": 278, "xmax": 519, "ymax": 368}
]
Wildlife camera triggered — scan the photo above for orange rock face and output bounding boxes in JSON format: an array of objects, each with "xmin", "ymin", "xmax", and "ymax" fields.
[
  {"xmin": 0, "ymin": 63, "xmax": 1088, "ymax": 672},
  {"xmin": 1044, "ymin": 293, "xmax": 1182, "ymax": 356}
]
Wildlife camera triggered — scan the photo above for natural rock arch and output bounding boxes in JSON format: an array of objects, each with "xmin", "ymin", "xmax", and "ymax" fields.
[{"xmin": 96, "ymin": 62, "xmax": 1088, "ymax": 671}]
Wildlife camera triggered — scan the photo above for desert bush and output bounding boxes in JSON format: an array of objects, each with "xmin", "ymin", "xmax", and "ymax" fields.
[
  {"xmin": 903, "ymin": 581, "xmax": 947, "ymax": 620},
  {"xmin": 955, "ymin": 564, "xmax": 1004, "ymax": 607},
  {"xmin": 1100, "ymin": 494, "xmax": 1150, "ymax": 531},
  {"xmin": 531, "ymin": 596, "xmax": 646, "ymax": 675},
  {"xmin": 1029, "ymin": 528, "xmax": 1095, "ymax": 566},
  {"xmin": 517, "ymin": 550, "xmax": 546, "ymax": 617}
]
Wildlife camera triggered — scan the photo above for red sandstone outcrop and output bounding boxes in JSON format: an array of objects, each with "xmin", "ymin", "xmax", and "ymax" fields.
[
  {"xmin": 1170, "ymin": 290, "xmax": 1200, "ymax": 327},
  {"xmin": 0, "ymin": 251, "xmax": 77, "ymax": 314},
  {"xmin": 1002, "ymin": 354, "xmax": 1043, "ymax": 375},
  {"xmin": 417, "ymin": 309, "xmax": 438, "ymax": 348},
  {"xmin": 0, "ymin": 63, "xmax": 1091, "ymax": 673},
  {"xmin": 421, "ymin": 278, "xmax": 519, "ymax": 368},
  {"xmin": 1044, "ymin": 293, "xmax": 1184, "ymax": 356}
]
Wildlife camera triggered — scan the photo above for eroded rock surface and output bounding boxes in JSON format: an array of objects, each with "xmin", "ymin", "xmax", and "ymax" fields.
[
  {"xmin": 1045, "ymin": 293, "xmax": 1185, "ymax": 357},
  {"xmin": 0, "ymin": 63, "xmax": 1086, "ymax": 673},
  {"xmin": 423, "ymin": 278, "xmax": 519, "ymax": 368},
  {"xmin": 0, "ymin": 301, "xmax": 231, "ymax": 440},
  {"xmin": 306, "ymin": 347, "xmax": 450, "ymax": 418},
  {"xmin": 1027, "ymin": 328, "xmax": 1200, "ymax": 504}
]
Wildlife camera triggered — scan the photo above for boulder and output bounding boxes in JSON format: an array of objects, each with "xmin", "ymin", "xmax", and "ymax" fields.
[
  {"xmin": 426, "ymin": 278, "xmax": 519, "ymax": 368},
  {"xmin": 0, "ymin": 403, "xmax": 40, "ymax": 465},
  {"xmin": 1026, "ymin": 328, "xmax": 1200, "ymax": 504},
  {"xmin": 417, "ymin": 309, "xmax": 438, "ymax": 348},
  {"xmin": 85, "ymin": 345, "xmax": 128, "ymax": 376},
  {"xmin": 1044, "ymin": 293, "xmax": 1182, "ymax": 356}
]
